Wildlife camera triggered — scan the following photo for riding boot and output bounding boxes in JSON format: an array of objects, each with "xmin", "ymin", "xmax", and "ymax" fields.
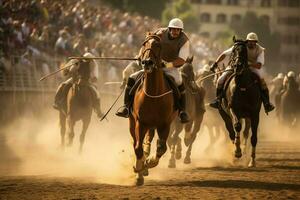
[
  {"xmin": 115, "ymin": 77, "xmax": 135, "ymax": 118},
  {"xmin": 261, "ymin": 88, "xmax": 275, "ymax": 113},
  {"xmin": 178, "ymin": 84, "xmax": 190, "ymax": 123},
  {"xmin": 209, "ymin": 88, "xmax": 223, "ymax": 109}
]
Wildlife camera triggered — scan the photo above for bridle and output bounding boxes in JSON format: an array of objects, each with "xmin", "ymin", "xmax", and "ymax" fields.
[{"xmin": 140, "ymin": 35, "xmax": 162, "ymax": 69}]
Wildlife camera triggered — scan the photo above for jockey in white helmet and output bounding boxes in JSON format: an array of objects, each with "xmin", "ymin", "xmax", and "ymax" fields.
[
  {"xmin": 116, "ymin": 18, "xmax": 191, "ymax": 123},
  {"xmin": 209, "ymin": 32, "xmax": 275, "ymax": 114}
]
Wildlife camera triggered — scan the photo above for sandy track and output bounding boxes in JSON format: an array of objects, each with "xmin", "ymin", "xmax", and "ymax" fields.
[{"xmin": 0, "ymin": 141, "xmax": 299, "ymax": 200}]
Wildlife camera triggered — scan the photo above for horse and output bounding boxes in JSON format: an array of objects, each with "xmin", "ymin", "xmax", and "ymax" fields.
[
  {"xmin": 129, "ymin": 34, "xmax": 177, "ymax": 186},
  {"xmin": 167, "ymin": 56, "xmax": 205, "ymax": 168},
  {"xmin": 196, "ymin": 67, "xmax": 226, "ymax": 153},
  {"xmin": 59, "ymin": 60, "xmax": 94, "ymax": 154},
  {"xmin": 217, "ymin": 38, "xmax": 261, "ymax": 167},
  {"xmin": 279, "ymin": 77, "xmax": 300, "ymax": 128}
]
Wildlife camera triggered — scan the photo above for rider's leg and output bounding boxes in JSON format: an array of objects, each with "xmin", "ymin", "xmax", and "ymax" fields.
[
  {"xmin": 163, "ymin": 67, "xmax": 189, "ymax": 123},
  {"xmin": 250, "ymin": 67, "xmax": 274, "ymax": 113},
  {"xmin": 90, "ymin": 84, "xmax": 104, "ymax": 118},
  {"xmin": 209, "ymin": 71, "xmax": 229, "ymax": 109},
  {"xmin": 260, "ymin": 79, "xmax": 275, "ymax": 113},
  {"xmin": 115, "ymin": 76, "xmax": 136, "ymax": 118},
  {"xmin": 53, "ymin": 78, "xmax": 73, "ymax": 110}
]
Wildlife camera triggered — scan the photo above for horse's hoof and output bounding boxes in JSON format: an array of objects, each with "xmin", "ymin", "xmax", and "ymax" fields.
[
  {"xmin": 235, "ymin": 150, "xmax": 242, "ymax": 158},
  {"xmin": 142, "ymin": 168, "xmax": 149, "ymax": 176},
  {"xmin": 135, "ymin": 177, "xmax": 144, "ymax": 186},
  {"xmin": 168, "ymin": 159, "xmax": 176, "ymax": 168},
  {"xmin": 248, "ymin": 159, "xmax": 256, "ymax": 168},
  {"xmin": 184, "ymin": 156, "xmax": 191, "ymax": 164},
  {"xmin": 145, "ymin": 156, "xmax": 159, "ymax": 169}
]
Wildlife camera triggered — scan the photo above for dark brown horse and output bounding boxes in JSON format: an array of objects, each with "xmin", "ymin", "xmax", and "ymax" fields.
[
  {"xmin": 167, "ymin": 57, "xmax": 205, "ymax": 168},
  {"xmin": 59, "ymin": 60, "xmax": 94, "ymax": 153},
  {"xmin": 129, "ymin": 34, "xmax": 177, "ymax": 186},
  {"xmin": 218, "ymin": 38, "xmax": 261, "ymax": 167}
]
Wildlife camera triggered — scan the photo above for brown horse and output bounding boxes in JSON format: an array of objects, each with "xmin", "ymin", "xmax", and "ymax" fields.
[
  {"xmin": 196, "ymin": 67, "xmax": 226, "ymax": 153},
  {"xmin": 167, "ymin": 57, "xmax": 205, "ymax": 168},
  {"xmin": 129, "ymin": 34, "xmax": 177, "ymax": 186},
  {"xmin": 59, "ymin": 60, "xmax": 94, "ymax": 153}
]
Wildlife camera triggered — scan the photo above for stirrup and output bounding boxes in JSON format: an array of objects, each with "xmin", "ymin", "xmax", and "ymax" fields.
[{"xmin": 115, "ymin": 106, "xmax": 129, "ymax": 118}]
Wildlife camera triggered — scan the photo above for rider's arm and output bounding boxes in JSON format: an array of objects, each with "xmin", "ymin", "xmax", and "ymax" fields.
[
  {"xmin": 249, "ymin": 51, "xmax": 264, "ymax": 69},
  {"xmin": 164, "ymin": 40, "xmax": 190, "ymax": 68},
  {"xmin": 210, "ymin": 47, "xmax": 232, "ymax": 71}
]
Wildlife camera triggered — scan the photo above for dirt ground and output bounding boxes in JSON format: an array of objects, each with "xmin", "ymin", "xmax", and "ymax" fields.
[{"xmin": 0, "ymin": 98, "xmax": 299, "ymax": 200}]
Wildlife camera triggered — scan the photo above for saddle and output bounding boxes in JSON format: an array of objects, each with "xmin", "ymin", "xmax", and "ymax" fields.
[{"xmin": 221, "ymin": 71, "xmax": 260, "ymax": 107}]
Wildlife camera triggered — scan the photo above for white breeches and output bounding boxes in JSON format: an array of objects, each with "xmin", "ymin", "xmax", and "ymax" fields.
[
  {"xmin": 217, "ymin": 66, "xmax": 264, "ymax": 88},
  {"xmin": 130, "ymin": 68, "xmax": 182, "ymax": 86},
  {"xmin": 217, "ymin": 67, "xmax": 233, "ymax": 88}
]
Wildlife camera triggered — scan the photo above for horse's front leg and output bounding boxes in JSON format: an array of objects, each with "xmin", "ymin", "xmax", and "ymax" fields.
[
  {"xmin": 66, "ymin": 116, "xmax": 75, "ymax": 147},
  {"xmin": 229, "ymin": 108, "xmax": 242, "ymax": 158},
  {"xmin": 249, "ymin": 116, "xmax": 259, "ymax": 167},
  {"xmin": 168, "ymin": 122, "xmax": 182, "ymax": 168},
  {"xmin": 59, "ymin": 112, "xmax": 66, "ymax": 150},
  {"xmin": 143, "ymin": 129, "xmax": 155, "ymax": 158},
  {"xmin": 145, "ymin": 124, "xmax": 170, "ymax": 169},
  {"xmin": 132, "ymin": 121, "xmax": 147, "ymax": 186},
  {"xmin": 184, "ymin": 118, "xmax": 202, "ymax": 164},
  {"xmin": 242, "ymin": 118, "xmax": 251, "ymax": 156},
  {"xmin": 79, "ymin": 117, "xmax": 91, "ymax": 154}
]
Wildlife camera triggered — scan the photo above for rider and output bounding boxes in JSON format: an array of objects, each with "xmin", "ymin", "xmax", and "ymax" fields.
[
  {"xmin": 120, "ymin": 55, "xmax": 142, "ymax": 89},
  {"xmin": 115, "ymin": 18, "xmax": 190, "ymax": 123},
  {"xmin": 283, "ymin": 71, "xmax": 299, "ymax": 91},
  {"xmin": 53, "ymin": 52, "xmax": 104, "ymax": 118},
  {"xmin": 209, "ymin": 32, "xmax": 275, "ymax": 113}
]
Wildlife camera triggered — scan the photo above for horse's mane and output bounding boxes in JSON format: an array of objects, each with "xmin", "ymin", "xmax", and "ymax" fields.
[
  {"xmin": 228, "ymin": 38, "xmax": 248, "ymax": 70},
  {"xmin": 142, "ymin": 32, "xmax": 161, "ymax": 45}
]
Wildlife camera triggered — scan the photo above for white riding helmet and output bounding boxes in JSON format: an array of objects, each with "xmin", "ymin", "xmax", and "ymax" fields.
[
  {"xmin": 277, "ymin": 73, "xmax": 284, "ymax": 79},
  {"xmin": 168, "ymin": 18, "xmax": 184, "ymax": 29},
  {"xmin": 287, "ymin": 71, "xmax": 295, "ymax": 78},
  {"xmin": 246, "ymin": 32, "xmax": 258, "ymax": 41}
]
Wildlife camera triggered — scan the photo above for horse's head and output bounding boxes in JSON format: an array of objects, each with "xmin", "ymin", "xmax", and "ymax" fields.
[
  {"xmin": 180, "ymin": 56, "xmax": 195, "ymax": 81},
  {"xmin": 77, "ymin": 59, "xmax": 91, "ymax": 82},
  {"xmin": 140, "ymin": 33, "xmax": 162, "ymax": 73},
  {"xmin": 230, "ymin": 37, "xmax": 248, "ymax": 75}
]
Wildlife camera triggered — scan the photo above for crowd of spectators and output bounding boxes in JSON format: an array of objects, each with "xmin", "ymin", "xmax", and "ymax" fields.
[{"xmin": 0, "ymin": 0, "xmax": 222, "ymax": 89}]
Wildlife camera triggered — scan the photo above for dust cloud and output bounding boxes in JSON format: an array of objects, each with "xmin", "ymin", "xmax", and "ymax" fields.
[{"xmin": 0, "ymin": 96, "xmax": 299, "ymax": 185}]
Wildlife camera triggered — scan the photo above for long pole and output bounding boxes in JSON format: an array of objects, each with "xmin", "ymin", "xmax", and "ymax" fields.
[
  {"xmin": 39, "ymin": 56, "xmax": 138, "ymax": 81},
  {"xmin": 100, "ymin": 88, "xmax": 125, "ymax": 122},
  {"xmin": 39, "ymin": 60, "xmax": 79, "ymax": 81},
  {"xmin": 68, "ymin": 56, "xmax": 138, "ymax": 61},
  {"xmin": 197, "ymin": 69, "xmax": 233, "ymax": 83}
]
